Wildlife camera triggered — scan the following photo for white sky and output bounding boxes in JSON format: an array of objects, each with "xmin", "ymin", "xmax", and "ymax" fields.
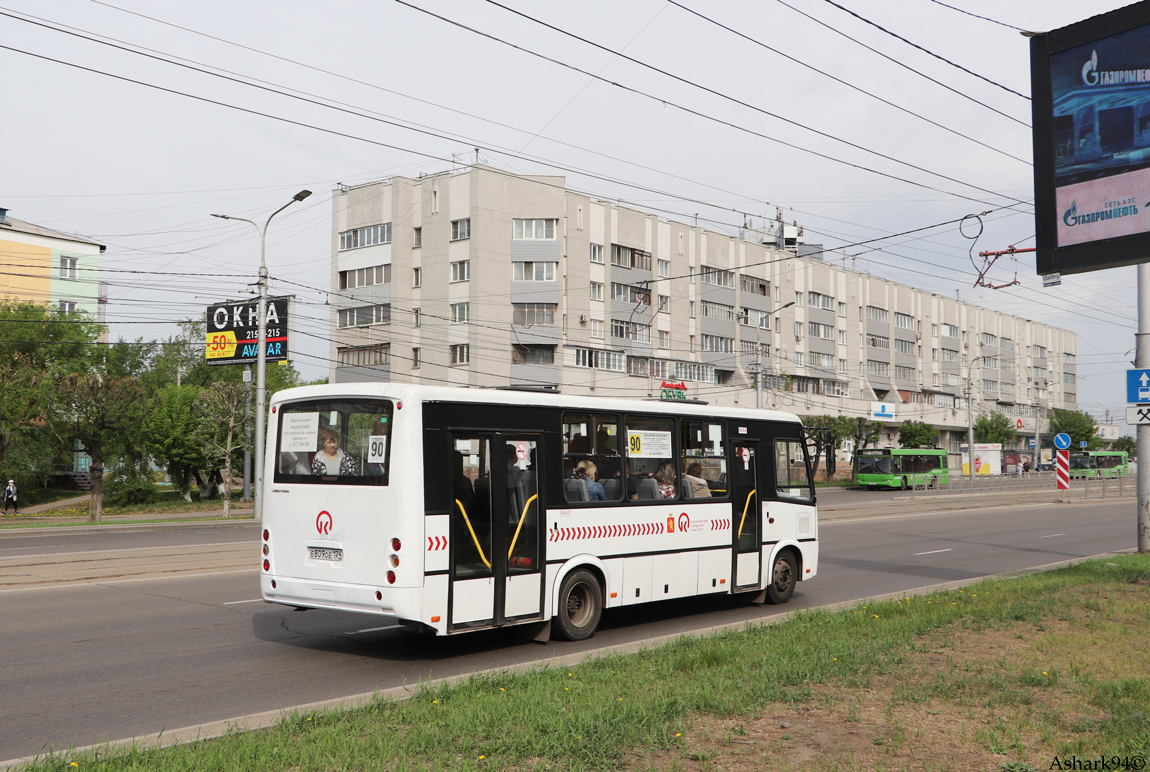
[{"xmin": 0, "ymin": 0, "xmax": 1139, "ymax": 428}]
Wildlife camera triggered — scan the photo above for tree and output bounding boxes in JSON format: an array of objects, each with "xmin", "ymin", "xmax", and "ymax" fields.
[
  {"xmin": 973, "ymin": 411, "xmax": 1016, "ymax": 445},
  {"xmin": 195, "ymin": 382, "xmax": 252, "ymax": 517},
  {"xmin": 803, "ymin": 415, "xmax": 856, "ymax": 480},
  {"xmin": 844, "ymin": 417, "xmax": 882, "ymax": 481},
  {"xmin": 0, "ymin": 300, "xmax": 99, "ymax": 471},
  {"xmin": 142, "ymin": 385, "xmax": 206, "ymax": 502},
  {"xmin": 51, "ymin": 374, "xmax": 146, "ymax": 522},
  {"xmin": 898, "ymin": 420, "xmax": 938, "ymax": 448},
  {"xmin": 1114, "ymin": 435, "xmax": 1136, "ymax": 456},
  {"xmin": 1049, "ymin": 409, "xmax": 1102, "ymax": 450}
]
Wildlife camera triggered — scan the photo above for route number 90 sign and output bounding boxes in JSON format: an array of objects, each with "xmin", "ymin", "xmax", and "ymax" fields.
[{"xmin": 205, "ymin": 297, "xmax": 291, "ymax": 366}]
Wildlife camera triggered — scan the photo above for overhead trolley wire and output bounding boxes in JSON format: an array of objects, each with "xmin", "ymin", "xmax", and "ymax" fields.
[{"xmin": 924, "ymin": 0, "xmax": 1027, "ymax": 32}]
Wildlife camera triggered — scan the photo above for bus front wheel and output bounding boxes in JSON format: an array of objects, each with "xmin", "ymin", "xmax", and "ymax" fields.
[
  {"xmin": 767, "ymin": 551, "xmax": 797, "ymax": 604},
  {"xmin": 554, "ymin": 569, "xmax": 603, "ymax": 641}
]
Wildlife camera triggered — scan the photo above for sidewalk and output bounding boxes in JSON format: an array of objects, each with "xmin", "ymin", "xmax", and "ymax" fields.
[{"xmin": 1, "ymin": 495, "xmax": 254, "ymax": 527}]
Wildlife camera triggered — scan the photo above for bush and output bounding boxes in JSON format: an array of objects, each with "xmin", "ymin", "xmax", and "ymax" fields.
[{"xmin": 103, "ymin": 465, "xmax": 157, "ymax": 506}]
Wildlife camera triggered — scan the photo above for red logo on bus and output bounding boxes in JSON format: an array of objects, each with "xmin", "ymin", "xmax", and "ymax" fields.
[
  {"xmin": 316, "ymin": 510, "xmax": 333, "ymax": 535},
  {"xmin": 678, "ymin": 512, "xmax": 689, "ymax": 532}
]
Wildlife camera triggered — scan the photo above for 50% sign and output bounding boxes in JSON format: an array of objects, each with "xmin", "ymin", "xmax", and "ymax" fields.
[{"xmin": 205, "ymin": 330, "xmax": 238, "ymax": 360}]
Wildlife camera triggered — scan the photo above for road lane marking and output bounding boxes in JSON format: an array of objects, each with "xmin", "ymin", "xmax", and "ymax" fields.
[
  {"xmin": 1042, "ymin": 533, "xmax": 1066, "ymax": 538},
  {"xmin": 223, "ymin": 598, "xmax": 265, "ymax": 605},
  {"xmin": 913, "ymin": 548, "xmax": 953, "ymax": 555},
  {"xmin": 0, "ymin": 545, "xmax": 64, "ymax": 551}
]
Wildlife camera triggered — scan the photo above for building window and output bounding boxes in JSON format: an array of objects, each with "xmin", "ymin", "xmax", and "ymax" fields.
[
  {"xmin": 808, "ymin": 322, "xmax": 834, "ymax": 340},
  {"xmin": 808, "ymin": 291, "xmax": 834, "ymax": 309},
  {"xmin": 338, "ymin": 304, "xmax": 390, "ymax": 328},
  {"xmin": 941, "ymin": 348, "xmax": 958, "ymax": 362},
  {"xmin": 674, "ymin": 361, "xmax": 714, "ymax": 382},
  {"xmin": 337, "ymin": 344, "xmax": 389, "ymax": 366},
  {"xmin": 651, "ymin": 359, "xmax": 668, "ymax": 378},
  {"xmin": 942, "ymin": 323, "xmax": 959, "ymax": 338},
  {"xmin": 412, "ymin": 348, "xmax": 420, "ymax": 369},
  {"xmin": 413, "ymin": 308, "xmax": 421, "ymax": 328},
  {"xmin": 739, "ymin": 307, "xmax": 752, "ymax": 326},
  {"xmin": 758, "ymin": 311, "xmax": 770, "ymax": 330},
  {"xmin": 894, "ymin": 312, "xmax": 914, "ymax": 330},
  {"xmin": 689, "ymin": 301, "xmax": 696, "ymax": 318},
  {"xmin": 413, "ymin": 227, "xmax": 422, "ymax": 248},
  {"xmin": 895, "ymin": 365, "xmax": 916, "ymax": 381},
  {"xmin": 659, "ymin": 294, "xmax": 670, "ymax": 313},
  {"xmin": 513, "ymin": 261, "xmax": 557, "ymax": 281},
  {"xmin": 450, "ymin": 260, "xmax": 470, "ymax": 282},
  {"xmin": 866, "ymin": 306, "xmax": 888, "ymax": 324},
  {"xmin": 412, "ymin": 267, "xmax": 422, "ymax": 287},
  {"xmin": 810, "ymin": 352, "xmax": 835, "ymax": 368},
  {"xmin": 701, "ymin": 301, "xmax": 735, "ymax": 321},
  {"xmin": 1032, "ymin": 345, "xmax": 1047, "ymax": 358},
  {"xmin": 894, "ymin": 338, "xmax": 914, "ymax": 355},
  {"xmin": 573, "ymin": 348, "xmax": 625, "ymax": 371},
  {"xmin": 866, "ymin": 360, "xmax": 889, "ymax": 377},
  {"xmin": 58, "ymin": 301, "xmax": 77, "ymax": 314},
  {"xmin": 59, "ymin": 257, "xmax": 78, "ymax": 281},
  {"xmin": 450, "ymin": 218, "xmax": 471, "ymax": 241},
  {"xmin": 982, "ymin": 379, "xmax": 998, "ymax": 392},
  {"xmin": 794, "ymin": 321, "xmax": 803, "ymax": 338},
  {"xmin": 700, "ymin": 266, "xmax": 734, "ymax": 287},
  {"xmin": 740, "ymin": 274, "xmax": 768, "ymax": 296},
  {"xmin": 612, "ymin": 319, "xmax": 651, "ymax": 343},
  {"xmin": 339, "ymin": 223, "xmax": 392, "ymax": 250},
  {"xmin": 795, "ymin": 291, "xmax": 804, "ymax": 307},
  {"xmin": 981, "ymin": 356, "xmax": 998, "ymax": 368},
  {"xmin": 611, "ymin": 283, "xmax": 650, "ymax": 304},
  {"xmin": 512, "ymin": 345, "xmax": 555, "ymax": 364},
  {"xmin": 590, "ymin": 243, "xmax": 604, "ymax": 263},
  {"xmin": 829, "ymin": 380, "xmax": 850, "ymax": 397},
  {"xmin": 590, "ymin": 281, "xmax": 603, "ymax": 301},
  {"xmin": 701, "ymin": 334, "xmax": 733, "ymax": 353},
  {"xmin": 839, "ymin": 358, "xmax": 847, "ymax": 373},
  {"xmin": 981, "ymin": 332, "xmax": 998, "ymax": 346},
  {"xmin": 837, "ymin": 301, "xmax": 846, "ymax": 317},
  {"xmin": 1062, "ymin": 351, "xmax": 1073, "ymax": 362},
  {"xmin": 626, "ymin": 356, "xmax": 649, "ymax": 376},
  {"xmin": 838, "ymin": 329, "xmax": 847, "ymax": 345},
  {"xmin": 658, "ymin": 259, "xmax": 670, "ymax": 277},
  {"xmin": 795, "ymin": 352, "xmax": 804, "ymax": 366},
  {"xmin": 338, "ymin": 264, "xmax": 391, "ymax": 289},
  {"xmin": 513, "ymin": 218, "xmax": 558, "ymax": 239},
  {"xmin": 450, "ymin": 302, "xmax": 470, "ymax": 324},
  {"xmin": 658, "ymin": 330, "xmax": 670, "ymax": 348},
  {"xmin": 1063, "ymin": 372, "xmax": 1076, "ymax": 384},
  {"xmin": 513, "ymin": 303, "xmax": 556, "ymax": 325},
  {"xmin": 450, "ymin": 344, "xmax": 470, "ymax": 365},
  {"xmin": 610, "ymin": 244, "xmax": 651, "ymax": 271},
  {"xmin": 589, "ymin": 319, "xmax": 604, "ymax": 339}
]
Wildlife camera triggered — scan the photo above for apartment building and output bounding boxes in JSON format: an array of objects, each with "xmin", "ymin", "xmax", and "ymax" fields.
[
  {"xmin": 327, "ymin": 166, "xmax": 1077, "ymax": 456},
  {"xmin": 0, "ymin": 206, "xmax": 107, "ymax": 338}
]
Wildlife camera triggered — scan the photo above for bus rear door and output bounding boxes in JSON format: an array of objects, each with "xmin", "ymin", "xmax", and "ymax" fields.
[
  {"xmin": 732, "ymin": 441, "xmax": 761, "ymax": 589},
  {"xmin": 448, "ymin": 433, "xmax": 544, "ymax": 632}
]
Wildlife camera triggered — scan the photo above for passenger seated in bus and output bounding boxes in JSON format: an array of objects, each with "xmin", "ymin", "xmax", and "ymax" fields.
[
  {"xmin": 568, "ymin": 434, "xmax": 590, "ymax": 454},
  {"xmin": 654, "ymin": 462, "xmax": 677, "ymax": 499},
  {"xmin": 595, "ymin": 427, "xmax": 618, "ymax": 455},
  {"xmin": 683, "ymin": 462, "xmax": 712, "ymax": 498},
  {"xmin": 312, "ymin": 428, "xmax": 360, "ymax": 476},
  {"xmin": 575, "ymin": 460, "xmax": 605, "ymax": 501}
]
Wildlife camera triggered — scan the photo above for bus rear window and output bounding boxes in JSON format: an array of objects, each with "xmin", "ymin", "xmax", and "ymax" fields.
[{"xmin": 274, "ymin": 399, "xmax": 392, "ymax": 485}]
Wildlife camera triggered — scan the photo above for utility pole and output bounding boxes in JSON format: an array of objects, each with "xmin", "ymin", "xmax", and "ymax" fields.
[
  {"xmin": 1138, "ymin": 262, "xmax": 1150, "ymax": 553},
  {"xmin": 966, "ymin": 372, "xmax": 975, "ymax": 477},
  {"xmin": 755, "ymin": 342, "xmax": 762, "ymax": 410}
]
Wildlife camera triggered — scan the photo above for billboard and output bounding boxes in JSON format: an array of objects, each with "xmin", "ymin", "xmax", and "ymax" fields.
[
  {"xmin": 1031, "ymin": 2, "xmax": 1150, "ymax": 275},
  {"xmin": 205, "ymin": 296, "xmax": 292, "ymax": 366}
]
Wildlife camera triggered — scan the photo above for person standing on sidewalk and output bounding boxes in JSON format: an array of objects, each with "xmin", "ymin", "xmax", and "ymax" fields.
[{"xmin": 3, "ymin": 479, "xmax": 16, "ymax": 513}]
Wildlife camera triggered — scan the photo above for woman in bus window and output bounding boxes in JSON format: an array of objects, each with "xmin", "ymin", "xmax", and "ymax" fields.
[
  {"xmin": 683, "ymin": 461, "xmax": 711, "ymax": 498},
  {"xmin": 312, "ymin": 427, "xmax": 360, "ymax": 476},
  {"xmin": 575, "ymin": 459, "xmax": 606, "ymax": 501},
  {"xmin": 655, "ymin": 462, "xmax": 677, "ymax": 498}
]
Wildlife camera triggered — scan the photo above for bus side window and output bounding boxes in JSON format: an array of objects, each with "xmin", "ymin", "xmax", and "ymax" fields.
[
  {"xmin": 681, "ymin": 421, "xmax": 726, "ymax": 499},
  {"xmin": 562, "ymin": 413, "xmax": 623, "ymax": 503},
  {"xmin": 775, "ymin": 439, "xmax": 812, "ymax": 502},
  {"xmin": 625, "ymin": 415, "xmax": 676, "ymax": 501}
]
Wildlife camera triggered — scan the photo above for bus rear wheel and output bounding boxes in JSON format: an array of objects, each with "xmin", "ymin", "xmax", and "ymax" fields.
[
  {"xmin": 554, "ymin": 569, "xmax": 603, "ymax": 641},
  {"xmin": 767, "ymin": 551, "xmax": 797, "ymax": 604}
]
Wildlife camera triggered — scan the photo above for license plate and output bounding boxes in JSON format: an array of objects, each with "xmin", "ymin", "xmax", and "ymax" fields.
[{"xmin": 309, "ymin": 547, "xmax": 343, "ymax": 561}]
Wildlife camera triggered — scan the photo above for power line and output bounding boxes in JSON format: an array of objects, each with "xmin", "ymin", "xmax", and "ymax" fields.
[
  {"xmin": 924, "ymin": 0, "xmax": 1026, "ymax": 32},
  {"xmin": 665, "ymin": 0, "xmax": 1030, "ymax": 166},
  {"xmin": 772, "ymin": 0, "xmax": 1028, "ymax": 127},
  {"xmin": 819, "ymin": 0, "xmax": 1029, "ymax": 100}
]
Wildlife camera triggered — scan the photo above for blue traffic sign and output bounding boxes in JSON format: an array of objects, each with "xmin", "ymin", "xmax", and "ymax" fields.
[
  {"xmin": 1127, "ymin": 369, "xmax": 1150, "ymax": 403},
  {"xmin": 1054, "ymin": 433, "xmax": 1072, "ymax": 450},
  {"xmin": 1079, "ymin": 441, "xmax": 1088, "ymax": 448}
]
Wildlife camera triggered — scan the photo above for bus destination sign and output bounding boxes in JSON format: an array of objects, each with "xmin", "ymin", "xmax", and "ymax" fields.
[{"xmin": 205, "ymin": 297, "xmax": 291, "ymax": 366}]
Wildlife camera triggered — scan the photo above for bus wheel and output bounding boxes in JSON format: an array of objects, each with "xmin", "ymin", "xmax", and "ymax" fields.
[
  {"xmin": 767, "ymin": 551, "xmax": 797, "ymax": 604},
  {"xmin": 900, "ymin": 476, "xmax": 908, "ymax": 490},
  {"xmin": 554, "ymin": 569, "xmax": 603, "ymax": 641}
]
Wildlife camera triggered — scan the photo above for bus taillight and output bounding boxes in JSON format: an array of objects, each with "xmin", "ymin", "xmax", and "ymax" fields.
[
  {"xmin": 262, "ymin": 544, "xmax": 269, "ymax": 556},
  {"xmin": 386, "ymin": 571, "xmax": 396, "ymax": 584},
  {"xmin": 263, "ymin": 559, "xmax": 270, "ymax": 571},
  {"xmin": 390, "ymin": 538, "xmax": 401, "ymax": 551},
  {"xmin": 375, "ymin": 591, "xmax": 382, "ymax": 600},
  {"xmin": 390, "ymin": 554, "xmax": 400, "ymax": 568},
  {"xmin": 263, "ymin": 529, "xmax": 269, "ymax": 541}
]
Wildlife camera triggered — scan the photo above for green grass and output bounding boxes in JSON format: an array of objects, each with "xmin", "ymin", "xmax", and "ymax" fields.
[
  {"xmin": 0, "ymin": 489, "xmax": 252, "ymax": 524},
  {"xmin": 18, "ymin": 554, "xmax": 1150, "ymax": 771}
]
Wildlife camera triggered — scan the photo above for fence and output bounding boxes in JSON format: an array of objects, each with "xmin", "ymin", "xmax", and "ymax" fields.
[{"xmin": 910, "ymin": 471, "xmax": 1133, "ymax": 500}]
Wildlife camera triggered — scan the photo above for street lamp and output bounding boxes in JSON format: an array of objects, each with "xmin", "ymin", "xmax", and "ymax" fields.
[{"xmin": 212, "ymin": 189, "xmax": 311, "ymax": 522}]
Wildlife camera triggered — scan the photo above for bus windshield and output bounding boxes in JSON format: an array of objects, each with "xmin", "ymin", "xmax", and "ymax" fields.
[
  {"xmin": 858, "ymin": 456, "xmax": 892, "ymax": 475},
  {"xmin": 274, "ymin": 398, "xmax": 393, "ymax": 485}
]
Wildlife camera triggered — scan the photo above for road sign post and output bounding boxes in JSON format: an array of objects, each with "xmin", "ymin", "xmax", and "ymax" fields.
[{"xmin": 1056, "ymin": 449, "xmax": 1070, "ymax": 502}]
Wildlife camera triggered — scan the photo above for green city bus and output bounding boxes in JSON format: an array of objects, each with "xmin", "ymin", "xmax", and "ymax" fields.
[
  {"xmin": 1068, "ymin": 450, "xmax": 1129, "ymax": 478},
  {"xmin": 855, "ymin": 447, "xmax": 950, "ymax": 489}
]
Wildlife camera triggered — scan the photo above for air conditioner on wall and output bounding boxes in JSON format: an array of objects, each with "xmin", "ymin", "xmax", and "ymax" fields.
[{"xmin": 579, "ymin": 315, "xmax": 588, "ymax": 323}]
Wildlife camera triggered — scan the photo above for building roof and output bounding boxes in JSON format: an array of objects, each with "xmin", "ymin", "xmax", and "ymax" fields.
[{"xmin": 0, "ymin": 212, "xmax": 105, "ymax": 252}]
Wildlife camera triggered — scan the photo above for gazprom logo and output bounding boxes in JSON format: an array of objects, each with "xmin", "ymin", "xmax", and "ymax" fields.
[
  {"xmin": 1064, "ymin": 199, "xmax": 1140, "ymax": 227},
  {"xmin": 1082, "ymin": 50, "xmax": 1098, "ymax": 86}
]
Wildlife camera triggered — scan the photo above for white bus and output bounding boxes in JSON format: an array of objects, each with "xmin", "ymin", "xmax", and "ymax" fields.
[{"xmin": 260, "ymin": 384, "xmax": 818, "ymax": 641}]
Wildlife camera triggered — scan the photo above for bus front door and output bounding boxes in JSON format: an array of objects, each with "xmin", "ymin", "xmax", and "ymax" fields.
[
  {"xmin": 448, "ymin": 434, "xmax": 544, "ymax": 632},
  {"xmin": 732, "ymin": 441, "xmax": 761, "ymax": 589}
]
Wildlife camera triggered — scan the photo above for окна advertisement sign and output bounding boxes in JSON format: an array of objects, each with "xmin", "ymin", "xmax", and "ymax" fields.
[{"xmin": 205, "ymin": 297, "xmax": 291, "ymax": 366}]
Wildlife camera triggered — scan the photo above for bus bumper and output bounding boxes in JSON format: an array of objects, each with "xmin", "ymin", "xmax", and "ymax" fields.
[{"xmin": 261, "ymin": 574, "xmax": 426, "ymax": 626}]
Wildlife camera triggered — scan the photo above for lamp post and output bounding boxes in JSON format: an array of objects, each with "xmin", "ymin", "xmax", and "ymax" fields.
[{"xmin": 212, "ymin": 189, "xmax": 311, "ymax": 522}]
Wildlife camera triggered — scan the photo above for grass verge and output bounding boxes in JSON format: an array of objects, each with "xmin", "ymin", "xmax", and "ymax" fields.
[{"xmin": 20, "ymin": 554, "xmax": 1150, "ymax": 771}]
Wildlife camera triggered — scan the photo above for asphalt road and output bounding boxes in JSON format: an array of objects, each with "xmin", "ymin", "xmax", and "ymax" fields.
[{"xmin": 0, "ymin": 499, "xmax": 1139, "ymax": 761}]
